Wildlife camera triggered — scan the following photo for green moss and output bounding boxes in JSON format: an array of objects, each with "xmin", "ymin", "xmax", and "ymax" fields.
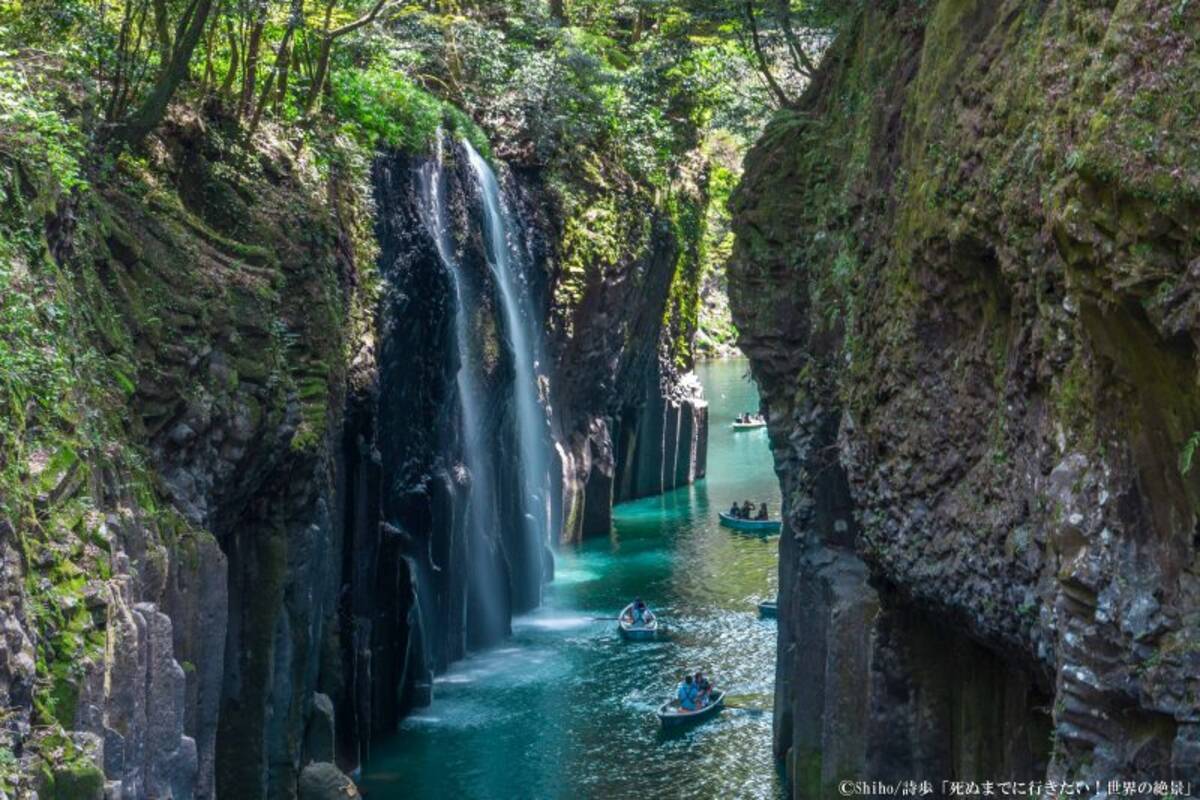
[
  {"xmin": 43, "ymin": 760, "xmax": 105, "ymax": 800},
  {"xmin": 794, "ymin": 748, "xmax": 823, "ymax": 799},
  {"xmin": 663, "ymin": 188, "xmax": 709, "ymax": 369}
]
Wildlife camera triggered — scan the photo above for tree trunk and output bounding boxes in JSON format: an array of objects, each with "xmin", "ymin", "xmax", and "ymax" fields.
[
  {"xmin": 303, "ymin": 36, "xmax": 333, "ymax": 115},
  {"xmin": 220, "ymin": 16, "xmax": 239, "ymax": 96},
  {"xmin": 248, "ymin": 0, "xmax": 303, "ymax": 135},
  {"xmin": 302, "ymin": 0, "xmax": 389, "ymax": 115},
  {"xmin": 773, "ymin": 0, "xmax": 817, "ymax": 77},
  {"xmin": 240, "ymin": 3, "xmax": 267, "ymax": 116},
  {"xmin": 116, "ymin": 0, "xmax": 216, "ymax": 147},
  {"xmin": 276, "ymin": 37, "xmax": 293, "ymax": 108},
  {"xmin": 152, "ymin": 0, "xmax": 173, "ymax": 67},
  {"xmin": 744, "ymin": 0, "xmax": 791, "ymax": 107}
]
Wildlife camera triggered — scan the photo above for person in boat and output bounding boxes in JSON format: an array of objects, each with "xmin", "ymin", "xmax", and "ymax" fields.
[
  {"xmin": 632, "ymin": 598, "xmax": 650, "ymax": 626},
  {"xmin": 756, "ymin": 503, "xmax": 768, "ymax": 521},
  {"xmin": 694, "ymin": 671, "xmax": 711, "ymax": 706},
  {"xmin": 741, "ymin": 500, "xmax": 754, "ymax": 519},
  {"xmin": 728, "ymin": 501, "xmax": 741, "ymax": 518},
  {"xmin": 677, "ymin": 674, "xmax": 698, "ymax": 711}
]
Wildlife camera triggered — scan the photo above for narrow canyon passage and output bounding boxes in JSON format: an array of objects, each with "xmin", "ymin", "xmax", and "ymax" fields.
[{"xmin": 361, "ymin": 359, "xmax": 783, "ymax": 799}]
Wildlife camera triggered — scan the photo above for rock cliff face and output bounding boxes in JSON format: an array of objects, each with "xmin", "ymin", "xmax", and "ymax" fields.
[
  {"xmin": 731, "ymin": 1, "xmax": 1200, "ymax": 794},
  {"xmin": 0, "ymin": 109, "xmax": 374, "ymax": 798},
  {"xmin": 1, "ymin": 105, "xmax": 707, "ymax": 796},
  {"xmin": 543, "ymin": 162, "xmax": 711, "ymax": 542}
]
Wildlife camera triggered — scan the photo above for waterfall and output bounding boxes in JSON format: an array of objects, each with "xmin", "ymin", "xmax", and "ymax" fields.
[
  {"xmin": 416, "ymin": 137, "xmax": 506, "ymax": 646},
  {"xmin": 463, "ymin": 142, "xmax": 552, "ymax": 608}
]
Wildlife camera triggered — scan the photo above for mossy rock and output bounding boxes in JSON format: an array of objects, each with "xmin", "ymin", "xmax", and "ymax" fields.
[
  {"xmin": 298, "ymin": 762, "xmax": 359, "ymax": 800},
  {"xmin": 42, "ymin": 761, "xmax": 105, "ymax": 800}
]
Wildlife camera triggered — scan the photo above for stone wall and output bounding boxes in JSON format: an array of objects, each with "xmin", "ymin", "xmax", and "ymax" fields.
[{"xmin": 731, "ymin": 0, "xmax": 1200, "ymax": 793}]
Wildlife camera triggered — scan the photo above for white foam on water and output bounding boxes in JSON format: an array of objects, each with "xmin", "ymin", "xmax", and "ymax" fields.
[{"xmin": 516, "ymin": 613, "xmax": 597, "ymax": 631}]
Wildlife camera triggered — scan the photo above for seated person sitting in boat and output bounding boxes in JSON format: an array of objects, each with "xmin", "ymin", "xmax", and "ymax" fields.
[
  {"xmin": 694, "ymin": 671, "xmax": 712, "ymax": 706},
  {"xmin": 625, "ymin": 598, "xmax": 654, "ymax": 626},
  {"xmin": 756, "ymin": 503, "xmax": 768, "ymax": 520},
  {"xmin": 740, "ymin": 500, "xmax": 754, "ymax": 519},
  {"xmin": 676, "ymin": 675, "xmax": 699, "ymax": 711},
  {"xmin": 728, "ymin": 501, "xmax": 742, "ymax": 518}
]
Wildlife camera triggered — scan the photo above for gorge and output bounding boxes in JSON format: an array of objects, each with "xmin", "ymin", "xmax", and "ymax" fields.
[{"xmin": 3, "ymin": 1, "xmax": 1200, "ymax": 798}]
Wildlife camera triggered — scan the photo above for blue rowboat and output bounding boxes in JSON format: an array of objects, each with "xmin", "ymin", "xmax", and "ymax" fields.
[
  {"xmin": 718, "ymin": 512, "xmax": 781, "ymax": 534},
  {"xmin": 758, "ymin": 600, "xmax": 777, "ymax": 619},
  {"xmin": 618, "ymin": 603, "xmax": 658, "ymax": 641},
  {"xmin": 658, "ymin": 690, "xmax": 726, "ymax": 728}
]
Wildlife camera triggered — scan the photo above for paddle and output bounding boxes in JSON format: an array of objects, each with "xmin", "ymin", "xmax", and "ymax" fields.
[
  {"xmin": 722, "ymin": 703, "xmax": 767, "ymax": 715},
  {"xmin": 721, "ymin": 693, "xmax": 769, "ymax": 715}
]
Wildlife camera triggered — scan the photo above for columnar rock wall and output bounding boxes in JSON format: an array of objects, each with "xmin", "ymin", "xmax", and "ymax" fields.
[
  {"xmin": 1, "ymin": 108, "xmax": 710, "ymax": 795},
  {"xmin": 731, "ymin": 1, "xmax": 1200, "ymax": 795}
]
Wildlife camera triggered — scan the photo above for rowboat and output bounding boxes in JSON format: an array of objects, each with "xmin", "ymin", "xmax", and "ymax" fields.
[
  {"xmin": 618, "ymin": 603, "xmax": 658, "ymax": 640},
  {"xmin": 718, "ymin": 512, "xmax": 781, "ymax": 534},
  {"xmin": 657, "ymin": 690, "xmax": 726, "ymax": 728},
  {"xmin": 731, "ymin": 419, "xmax": 766, "ymax": 431},
  {"xmin": 758, "ymin": 600, "xmax": 777, "ymax": 619}
]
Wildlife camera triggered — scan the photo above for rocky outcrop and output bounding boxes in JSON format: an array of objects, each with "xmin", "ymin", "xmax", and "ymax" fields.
[
  {"xmin": 546, "ymin": 161, "xmax": 712, "ymax": 542},
  {"xmin": 731, "ymin": 0, "xmax": 1200, "ymax": 794},
  {"xmin": 2, "ymin": 102, "xmax": 711, "ymax": 795},
  {"xmin": 351, "ymin": 141, "xmax": 712, "ymax": 741},
  {"xmin": 0, "ymin": 108, "xmax": 373, "ymax": 798}
]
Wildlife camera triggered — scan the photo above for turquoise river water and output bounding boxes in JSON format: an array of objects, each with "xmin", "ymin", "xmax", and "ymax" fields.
[{"xmin": 362, "ymin": 358, "xmax": 783, "ymax": 800}]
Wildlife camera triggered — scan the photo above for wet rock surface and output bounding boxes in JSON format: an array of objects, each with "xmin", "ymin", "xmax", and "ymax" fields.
[{"xmin": 731, "ymin": 0, "xmax": 1200, "ymax": 793}]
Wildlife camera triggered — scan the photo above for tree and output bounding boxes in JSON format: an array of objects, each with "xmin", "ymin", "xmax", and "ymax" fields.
[
  {"xmin": 744, "ymin": 0, "xmax": 792, "ymax": 107},
  {"xmin": 303, "ymin": 0, "xmax": 392, "ymax": 115},
  {"xmin": 247, "ymin": 0, "xmax": 304, "ymax": 134},
  {"xmin": 114, "ymin": 0, "xmax": 217, "ymax": 147}
]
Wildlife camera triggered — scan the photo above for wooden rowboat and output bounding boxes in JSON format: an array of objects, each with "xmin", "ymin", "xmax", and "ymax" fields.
[
  {"xmin": 718, "ymin": 512, "xmax": 781, "ymax": 534},
  {"xmin": 657, "ymin": 690, "xmax": 726, "ymax": 728},
  {"xmin": 731, "ymin": 420, "xmax": 766, "ymax": 431},
  {"xmin": 618, "ymin": 603, "xmax": 658, "ymax": 640},
  {"xmin": 758, "ymin": 600, "xmax": 777, "ymax": 619}
]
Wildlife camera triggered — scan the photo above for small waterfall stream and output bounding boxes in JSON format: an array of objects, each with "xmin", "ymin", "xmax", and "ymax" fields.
[
  {"xmin": 463, "ymin": 141, "xmax": 552, "ymax": 609},
  {"xmin": 411, "ymin": 135, "xmax": 553, "ymax": 651},
  {"xmin": 416, "ymin": 140, "xmax": 506, "ymax": 646}
]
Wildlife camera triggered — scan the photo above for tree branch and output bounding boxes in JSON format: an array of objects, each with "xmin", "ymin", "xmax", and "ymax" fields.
[
  {"xmin": 744, "ymin": 0, "xmax": 791, "ymax": 107},
  {"xmin": 773, "ymin": 0, "xmax": 817, "ymax": 77}
]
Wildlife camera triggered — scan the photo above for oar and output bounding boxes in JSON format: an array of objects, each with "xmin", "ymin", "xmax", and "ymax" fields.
[
  {"xmin": 721, "ymin": 693, "xmax": 770, "ymax": 715},
  {"xmin": 723, "ymin": 702, "xmax": 767, "ymax": 715}
]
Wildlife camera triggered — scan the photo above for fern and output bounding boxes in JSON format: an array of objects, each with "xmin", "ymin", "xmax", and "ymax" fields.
[{"xmin": 1179, "ymin": 431, "xmax": 1200, "ymax": 475}]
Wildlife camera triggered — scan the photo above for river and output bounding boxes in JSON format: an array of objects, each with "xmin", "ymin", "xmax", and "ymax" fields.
[{"xmin": 361, "ymin": 358, "xmax": 784, "ymax": 799}]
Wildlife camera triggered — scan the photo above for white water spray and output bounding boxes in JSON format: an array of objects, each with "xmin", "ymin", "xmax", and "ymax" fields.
[
  {"xmin": 416, "ymin": 135, "xmax": 505, "ymax": 644},
  {"xmin": 463, "ymin": 141, "xmax": 552, "ymax": 606}
]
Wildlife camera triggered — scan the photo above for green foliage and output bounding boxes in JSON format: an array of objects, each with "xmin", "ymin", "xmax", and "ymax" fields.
[
  {"xmin": 1180, "ymin": 431, "xmax": 1200, "ymax": 476},
  {"xmin": 0, "ymin": 57, "xmax": 88, "ymax": 194},
  {"xmin": 331, "ymin": 65, "xmax": 491, "ymax": 157}
]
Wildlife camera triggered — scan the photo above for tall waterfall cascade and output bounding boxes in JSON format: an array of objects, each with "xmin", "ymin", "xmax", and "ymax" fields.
[
  {"xmin": 415, "ymin": 140, "xmax": 506, "ymax": 646},
  {"xmin": 412, "ymin": 135, "xmax": 555, "ymax": 652},
  {"xmin": 464, "ymin": 141, "xmax": 553, "ymax": 609}
]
